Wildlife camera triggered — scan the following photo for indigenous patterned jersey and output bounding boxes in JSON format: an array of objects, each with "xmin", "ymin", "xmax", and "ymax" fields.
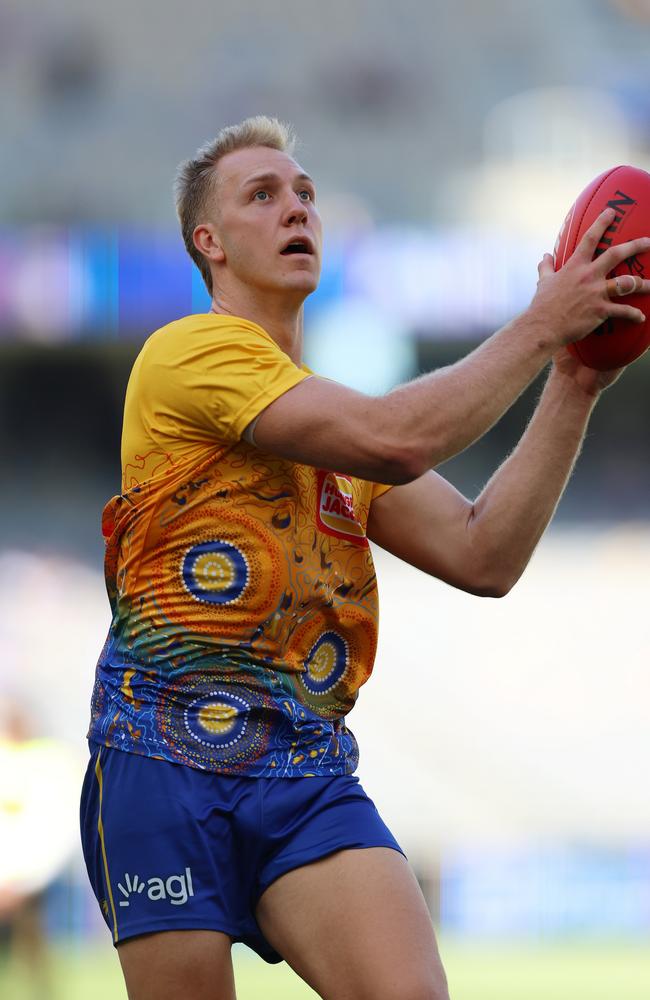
[{"xmin": 88, "ymin": 314, "xmax": 391, "ymax": 777}]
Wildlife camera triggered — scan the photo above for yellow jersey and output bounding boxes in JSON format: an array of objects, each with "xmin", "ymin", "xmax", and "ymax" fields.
[{"xmin": 88, "ymin": 314, "xmax": 390, "ymax": 776}]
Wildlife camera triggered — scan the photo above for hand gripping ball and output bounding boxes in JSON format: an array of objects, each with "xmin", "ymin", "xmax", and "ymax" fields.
[{"xmin": 554, "ymin": 165, "xmax": 650, "ymax": 370}]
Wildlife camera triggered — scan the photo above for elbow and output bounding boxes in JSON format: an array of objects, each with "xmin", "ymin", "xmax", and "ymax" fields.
[
  {"xmin": 460, "ymin": 515, "xmax": 524, "ymax": 598},
  {"xmin": 380, "ymin": 432, "xmax": 458, "ymax": 482},
  {"xmin": 366, "ymin": 400, "xmax": 432, "ymax": 483},
  {"xmin": 373, "ymin": 440, "xmax": 431, "ymax": 485},
  {"xmin": 470, "ymin": 579, "xmax": 513, "ymax": 599},
  {"xmin": 463, "ymin": 559, "xmax": 521, "ymax": 599}
]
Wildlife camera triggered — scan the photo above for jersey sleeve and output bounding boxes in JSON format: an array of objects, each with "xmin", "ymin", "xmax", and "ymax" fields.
[{"xmin": 142, "ymin": 318, "xmax": 311, "ymax": 444}]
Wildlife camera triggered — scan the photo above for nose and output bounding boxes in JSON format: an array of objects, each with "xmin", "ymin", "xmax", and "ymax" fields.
[{"xmin": 283, "ymin": 192, "xmax": 308, "ymax": 226}]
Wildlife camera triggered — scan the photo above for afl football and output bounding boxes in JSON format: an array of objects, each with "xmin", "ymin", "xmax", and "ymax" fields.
[{"xmin": 554, "ymin": 165, "xmax": 650, "ymax": 370}]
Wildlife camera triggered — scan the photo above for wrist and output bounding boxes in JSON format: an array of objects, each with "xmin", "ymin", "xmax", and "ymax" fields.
[
  {"xmin": 517, "ymin": 306, "xmax": 562, "ymax": 358},
  {"xmin": 546, "ymin": 364, "xmax": 602, "ymax": 407}
]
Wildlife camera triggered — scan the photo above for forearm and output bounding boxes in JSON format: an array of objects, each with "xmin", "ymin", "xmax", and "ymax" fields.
[
  {"xmin": 467, "ymin": 367, "xmax": 598, "ymax": 592},
  {"xmin": 377, "ymin": 216, "xmax": 648, "ymax": 475},
  {"xmin": 379, "ymin": 310, "xmax": 555, "ymax": 471}
]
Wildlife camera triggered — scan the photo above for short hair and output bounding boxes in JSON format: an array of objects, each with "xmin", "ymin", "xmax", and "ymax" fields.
[{"xmin": 174, "ymin": 116, "xmax": 297, "ymax": 295}]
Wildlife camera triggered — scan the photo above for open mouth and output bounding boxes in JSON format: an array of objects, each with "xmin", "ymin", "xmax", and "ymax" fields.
[{"xmin": 280, "ymin": 238, "xmax": 314, "ymax": 256}]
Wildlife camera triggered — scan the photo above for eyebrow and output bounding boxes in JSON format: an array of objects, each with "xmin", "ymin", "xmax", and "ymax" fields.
[{"xmin": 241, "ymin": 171, "xmax": 315, "ymax": 189}]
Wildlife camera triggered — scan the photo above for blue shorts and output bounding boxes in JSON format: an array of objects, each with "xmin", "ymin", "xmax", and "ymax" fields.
[{"xmin": 80, "ymin": 742, "xmax": 403, "ymax": 963}]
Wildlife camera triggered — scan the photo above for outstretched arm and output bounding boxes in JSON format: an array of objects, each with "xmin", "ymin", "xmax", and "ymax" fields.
[
  {"xmin": 250, "ymin": 210, "xmax": 650, "ymax": 484},
  {"xmin": 367, "ymin": 330, "xmax": 620, "ymax": 596}
]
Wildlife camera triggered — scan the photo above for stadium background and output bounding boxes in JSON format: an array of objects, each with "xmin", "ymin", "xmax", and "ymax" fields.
[{"xmin": 2, "ymin": 0, "xmax": 650, "ymax": 996}]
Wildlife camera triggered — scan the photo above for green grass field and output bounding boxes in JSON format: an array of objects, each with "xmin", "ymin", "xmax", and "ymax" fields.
[{"xmin": 2, "ymin": 938, "xmax": 650, "ymax": 999}]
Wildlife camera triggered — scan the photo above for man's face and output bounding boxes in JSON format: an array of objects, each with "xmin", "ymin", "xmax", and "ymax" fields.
[{"xmin": 207, "ymin": 145, "xmax": 323, "ymax": 299}]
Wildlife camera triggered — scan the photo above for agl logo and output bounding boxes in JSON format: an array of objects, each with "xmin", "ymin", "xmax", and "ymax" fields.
[{"xmin": 117, "ymin": 867, "xmax": 194, "ymax": 907}]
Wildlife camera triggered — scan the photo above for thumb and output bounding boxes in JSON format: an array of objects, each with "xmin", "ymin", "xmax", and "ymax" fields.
[{"xmin": 537, "ymin": 252, "xmax": 555, "ymax": 278}]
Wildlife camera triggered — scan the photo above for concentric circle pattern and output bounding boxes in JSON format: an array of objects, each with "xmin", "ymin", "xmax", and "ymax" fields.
[
  {"xmin": 302, "ymin": 631, "xmax": 349, "ymax": 695},
  {"xmin": 185, "ymin": 690, "xmax": 249, "ymax": 748},
  {"xmin": 286, "ymin": 607, "xmax": 377, "ymax": 716},
  {"xmin": 181, "ymin": 540, "xmax": 248, "ymax": 605},
  {"xmin": 156, "ymin": 672, "xmax": 274, "ymax": 771},
  {"xmin": 152, "ymin": 502, "xmax": 285, "ymax": 640}
]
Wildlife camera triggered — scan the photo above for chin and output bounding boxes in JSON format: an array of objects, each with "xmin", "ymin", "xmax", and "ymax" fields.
[
  {"xmin": 297, "ymin": 276, "xmax": 319, "ymax": 293},
  {"xmin": 281, "ymin": 273, "xmax": 320, "ymax": 297}
]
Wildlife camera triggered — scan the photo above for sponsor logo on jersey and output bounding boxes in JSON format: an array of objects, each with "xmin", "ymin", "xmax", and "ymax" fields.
[
  {"xmin": 316, "ymin": 471, "xmax": 367, "ymax": 546},
  {"xmin": 117, "ymin": 867, "xmax": 194, "ymax": 907}
]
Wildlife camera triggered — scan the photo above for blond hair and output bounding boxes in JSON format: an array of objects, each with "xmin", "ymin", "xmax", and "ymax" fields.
[{"xmin": 174, "ymin": 116, "xmax": 296, "ymax": 294}]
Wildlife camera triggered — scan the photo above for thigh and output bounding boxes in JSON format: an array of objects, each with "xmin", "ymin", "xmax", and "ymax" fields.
[
  {"xmin": 117, "ymin": 929, "xmax": 235, "ymax": 1000},
  {"xmin": 255, "ymin": 847, "xmax": 449, "ymax": 1000}
]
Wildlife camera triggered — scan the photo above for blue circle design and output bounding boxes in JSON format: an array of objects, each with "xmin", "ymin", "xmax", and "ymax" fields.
[
  {"xmin": 302, "ymin": 631, "xmax": 348, "ymax": 695},
  {"xmin": 181, "ymin": 540, "xmax": 248, "ymax": 605},
  {"xmin": 157, "ymin": 671, "xmax": 274, "ymax": 771},
  {"xmin": 184, "ymin": 689, "xmax": 249, "ymax": 748}
]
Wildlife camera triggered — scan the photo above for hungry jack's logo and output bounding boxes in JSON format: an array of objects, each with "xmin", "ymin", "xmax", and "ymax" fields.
[{"xmin": 316, "ymin": 471, "xmax": 367, "ymax": 546}]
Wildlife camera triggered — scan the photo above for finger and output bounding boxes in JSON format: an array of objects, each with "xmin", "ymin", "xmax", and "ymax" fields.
[
  {"xmin": 605, "ymin": 303, "xmax": 646, "ymax": 324},
  {"xmin": 605, "ymin": 274, "xmax": 645, "ymax": 297},
  {"xmin": 606, "ymin": 274, "xmax": 650, "ymax": 296},
  {"xmin": 595, "ymin": 236, "xmax": 650, "ymax": 274},
  {"xmin": 538, "ymin": 253, "xmax": 555, "ymax": 278},
  {"xmin": 575, "ymin": 208, "xmax": 616, "ymax": 260}
]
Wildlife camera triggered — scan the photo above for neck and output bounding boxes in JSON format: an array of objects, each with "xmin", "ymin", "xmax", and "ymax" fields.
[{"xmin": 210, "ymin": 287, "xmax": 304, "ymax": 364}]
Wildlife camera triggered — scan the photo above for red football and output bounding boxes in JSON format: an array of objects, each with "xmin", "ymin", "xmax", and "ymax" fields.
[{"xmin": 554, "ymin": 164, "xmax": 650, "ymax": 370}]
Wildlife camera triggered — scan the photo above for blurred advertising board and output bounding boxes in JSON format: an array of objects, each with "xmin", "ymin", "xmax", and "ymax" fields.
[
  {"xmin": 441, "ymin": 848, "xmax": 650, "ymax": 938},
  {"xmin": 0, "ymin": 225, "xmax": 544, "ymax": 342}
]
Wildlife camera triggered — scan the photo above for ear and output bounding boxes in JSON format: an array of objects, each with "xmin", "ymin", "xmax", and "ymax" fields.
[{"xmin": 193, "ymin": 223, "xmax": 226, "ymax": 264}]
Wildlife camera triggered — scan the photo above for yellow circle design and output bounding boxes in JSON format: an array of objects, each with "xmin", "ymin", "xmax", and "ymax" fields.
[
  {"xmin": 192, "ymin": 552, "xmax": 235, "ymax": 592},
  {"xmin": 309, "ymin": 643, "xmax": 337, "ymax": 680},
  {"xmin": 198, "ymin": 702, "xmax": 238, "ymax": 735}
]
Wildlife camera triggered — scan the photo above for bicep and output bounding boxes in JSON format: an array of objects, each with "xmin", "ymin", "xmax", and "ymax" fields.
[
  {"xmin": 367, "ymin": 471, "xmax": 481, "ymax": 590},
  {"xmin": 247, "ymin": 376, "xmax": 417, "ymax": 484}
]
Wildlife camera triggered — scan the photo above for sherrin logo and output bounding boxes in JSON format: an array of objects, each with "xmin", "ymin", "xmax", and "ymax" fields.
[
  {"xmin": 117, "ymin": 867, "xmax": 195, "ymax": 907},
  {"xmin": 316, "ymin": 471, "xmax": 367, "ymax": 546}
]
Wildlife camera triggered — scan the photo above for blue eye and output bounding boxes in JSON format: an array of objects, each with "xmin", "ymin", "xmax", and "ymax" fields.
[
  {"xmin": 254, "ymin": 191, "xmax": 269, "ymax": 201},
  {"xmin": 299, "ymin": 190, "xmax": 311, "ymax": 201}
]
